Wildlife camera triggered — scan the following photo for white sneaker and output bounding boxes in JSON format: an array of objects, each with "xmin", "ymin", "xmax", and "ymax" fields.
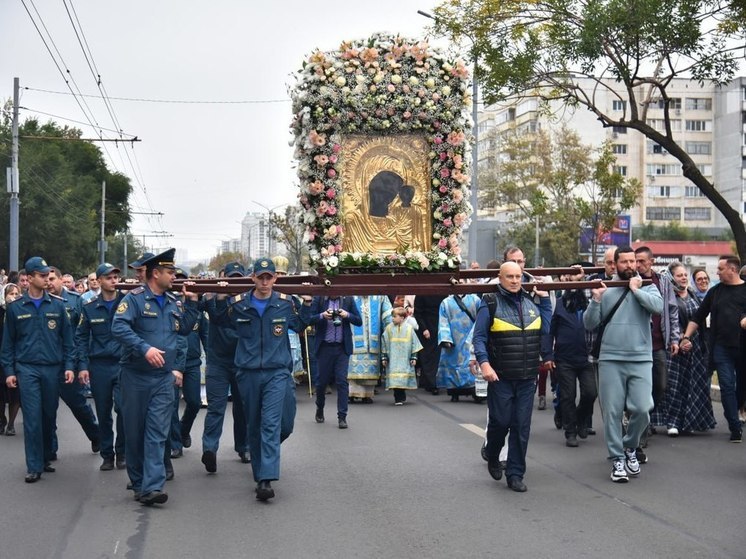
[
  {"xmin": 394, "ymin": 402, "xmax": 404, "ymax": 406},
  {"xmin": 624, "ymin": 448, "xmax": 641, "ymax": 476},
  {"xmin": 611, "ymin": 459, "xmax": 628, "ymax": 483},
  {"xmin": 667, "ymin": 427, "xmax": 679, "ymax": 437}
]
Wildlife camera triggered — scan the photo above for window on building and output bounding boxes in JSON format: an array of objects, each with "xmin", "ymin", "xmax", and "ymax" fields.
[
  {"xmin": 611, "ymin": 187, "xmax": 623, "ymax": 198},
  {"xmin": 612, "ymin": 100, "xmax": 626, "ymax": 111},
  {"xmin": 686, "ymin": 141, "xmax": 712, "ymax": 155},
  {"xmin": 685, "ymin": 97, "xmax": 712, "ymax": 111},
  {"xmin": 612, "ymin": 144, "xmax": 627, "ymax": 154},
  {"xmin": 654, "ymin": 97, "xmax": 682, "ymax": 110},
  {"xmin": 647, "ymin": 164, "xmax": 680, "ymax": 176},
  {"xmin": 685, "ymin": 120, "xmax": 712, "ymax": 132},
  {"xmin": 697, "ymin": 164, "xmax": 712, "ymax": 176},
  {"xmin": 684, "ymin": 207, "xmax": 711, "ymax": 221},
  {"xmin": 646, "ymin": 207, "xmax": 681, "ymax": 220},
  {"xmin": 646, "ymin": 119, "xmax": 681, "ymax": 132},
  {"xmin": 516, "ymin": 99, "xmax": 538, "ymax": 117},
  {"xmin": 685, "ymin": 185, "xmax": 705, "ymax": 197},
  {"xmin": 647, "ymin": 140, "xmax": 667, "ymax": 155},
  {"xmin": 612, "ymin": 125, "xmax": 627, "ymax": 135},
  {"xmin": 613, "ymin": 165, "xmax": 627, "ymax": 176}
]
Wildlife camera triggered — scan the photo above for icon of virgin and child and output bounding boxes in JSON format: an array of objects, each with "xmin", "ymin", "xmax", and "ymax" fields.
[{"xmin": 342, "ymin": 146, "xmax": 431, "ymax": 254}]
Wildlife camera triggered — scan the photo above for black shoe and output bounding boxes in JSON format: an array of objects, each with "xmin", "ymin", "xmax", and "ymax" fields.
[
  {"xmin": 25, "ymin": 473, "xmax": 42, "ymax": 483},
  {"xmin": 133, "ymin": 492, "xmax": 142, "ymax": 502},
  {"xmin": 338, "ymin": 418, "xmax": 348, "ymax": 429},
  {"xmin": 480, "ymin": 442, "xmax": 488, "ymax": 462},
  {"xmin": 5, "ymin": 425, "xmax": 15, "ymax": 436},
  {"xmin": 201, "ymin": 451, "xmax": 217, "ymax": 473},
  {"xmin": 361, "ymin": 397, "xmax": 373, "ymax": 404},
  {"xmin": 100, "ymin": 457, "xmax": 115, "ymax": 471},
  {"xmin": 507, "ymin": 477, "xmax": 527, "ymax": 492},
  {"xmin": 181, "ymin": 431, "xmax": 192, "ymax": 449},
  {"xmin": 170, "ymin": 448, "xmax": 183, "ymax": 459},
  {"xmin": 431, "ymin": 389, "xmax": 440, "ymax": 396},
  {"xmin": 238, "ymin": 451, "xmax": 250, "ymax": 464},
  {"xmin": 165, "ymin": 467, "xmax": 174, "ymax": 481},
  {"xmin": 730, "ymin": 429, "xmax": 742, "ymax": 443},
  {"xmin": 91, "ymin": 439, "xmax": 101, "ymax": 454},
  {"xmin": 43, "ymin": 463, "xmax": 56, "ymax": 473},
  {"xmin": 587, "ymin": 428, "xmax": 596, "ymax": 435},
  {"xmin": 140, "ymin": 490, "xmax": 168, "ymax": 506},
  {"xmin": 450, "ymin": 395, "xmax": 460, "ymax": 402},
  {"xmin": 256, "ymin": 480, "xmax": 275, "ymax": 501},
  {"xmin": 315, "ymin": 408, "xmax": 324, "ymax": 424},
  {"xmin": 577, "ymin": 425, "xmax": 588, "ymax": 439},
  {"xmin": 115, "ymin": 455, "xmax": 126, "ymax": 470},
  {"xmin": 553, "ymin": 410, "xmax": 562, "ymax": 430},
  {"xmin": 126, "ymin": 482, "xmax": 133, "ymax": 491},
  {"xmin": 487, "ymin": 460, "xmax": 503, "ymax": 481},
  {"xmin": 565, "ymin": 434, "xmax": 579, "ymax": 447}
]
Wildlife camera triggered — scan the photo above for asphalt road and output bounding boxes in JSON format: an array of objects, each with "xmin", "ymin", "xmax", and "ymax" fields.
[{"xmin": 0, "ymin": 388, "xmax": 744, "ymax": 559}]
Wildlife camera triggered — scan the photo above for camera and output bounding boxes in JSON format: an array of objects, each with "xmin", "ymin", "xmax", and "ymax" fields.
[{"xmin": 329, "ymin": 308, "xmax": 342, "ymax": 326}]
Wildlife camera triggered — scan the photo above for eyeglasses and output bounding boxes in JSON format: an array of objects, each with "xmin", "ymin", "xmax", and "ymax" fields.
[{"xmin": 695, "ymin": 277, "xmax": 709, "ymax": 283}]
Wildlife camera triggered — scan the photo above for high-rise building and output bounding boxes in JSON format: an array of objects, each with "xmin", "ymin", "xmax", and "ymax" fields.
[
  {"xmin": 240, "ymin": 212, "xmax": 271, "ymax": 259},
  {"xmin": 477, "ymin": 76, "xmax": 746, "ymax": 234}
]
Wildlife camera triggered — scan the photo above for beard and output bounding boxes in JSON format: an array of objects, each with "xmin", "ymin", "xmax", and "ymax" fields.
[{"xmin": 618, "ymin": 267, "xmax": 636, "ymax": 280}]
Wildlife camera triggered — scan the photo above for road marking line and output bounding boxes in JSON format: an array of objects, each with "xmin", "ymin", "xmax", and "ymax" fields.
[{"xmin": 460, "ymin": 423, "xmax": 484, "ymax": 437}]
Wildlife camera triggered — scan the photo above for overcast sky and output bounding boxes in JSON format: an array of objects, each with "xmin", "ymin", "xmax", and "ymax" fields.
[{"xmin": 1, "ymin": 0, "xmax": 446, "ymax": 262}]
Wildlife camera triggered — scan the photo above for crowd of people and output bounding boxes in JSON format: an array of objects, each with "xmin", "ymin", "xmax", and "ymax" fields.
[{"xmin": 1, "ymin": 244, "xmax": 744, "ymax": 505}]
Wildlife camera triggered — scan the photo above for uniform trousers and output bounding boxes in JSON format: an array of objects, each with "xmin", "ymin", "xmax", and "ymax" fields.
[
  {"xmin": 236, "ymin": 367, "xmax": 287, "ymax": 482},
  {"xmin": 120, "ymin": 368, "xmax": 173, "ymax": 494},
  {"xmin": 281, "ymin": 373, "xmax": 296, "ymax": 442},
  {"xmin": 486, "ymin": 377, "xmax": 536, "ymax": 481},
  {"xmin": 598, "ymin": 359, "xmax": 653, "ymax": 460},
  {"xmin": 170, "ymin": 364, "xmax": 202, "ymax": 451},
  {"xmin": 55, "ymin": 379, "xmax": 99, "ymax": 452},
  {"xmin": 16, "ymin": 363, "xmax": 60, "ymax": 474},
  {"xmin": 89, "ymin": 358, "xmax": 124, "ymax": 459},
  {"xmin": 202, "ymin": 361, "xmax": 248, "ymax": 454},
  {"xmin": 315, "ymin": 343, "xmax": 350, "ymax": 419}
]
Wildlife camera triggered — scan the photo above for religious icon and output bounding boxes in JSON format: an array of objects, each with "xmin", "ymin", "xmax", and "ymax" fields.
[{"xmin": 340, "ymin": 135, "xmax": 431, "ymax": 254}]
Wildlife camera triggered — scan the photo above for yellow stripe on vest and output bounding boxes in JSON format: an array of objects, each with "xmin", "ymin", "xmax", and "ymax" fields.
[{"xmin": 490, "ymin": 316, "xmax": 541, "ymax": 332}]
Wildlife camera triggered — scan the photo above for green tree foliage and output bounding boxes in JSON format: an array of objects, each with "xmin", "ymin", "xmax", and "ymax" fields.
[
  {"xmin": 269, "ymin": 205, "xmax": 308, "ymax": 273},
  {"xmin": 432, "ymin": 0, "xmax": 746, "ymax": 260},
  {"xmin": 0, "ymin": 107, "xmax": 133, "ymax": 274},
  {"xmin": 482, "ymin": 127, "xmax": 639, "ymax": 265}
]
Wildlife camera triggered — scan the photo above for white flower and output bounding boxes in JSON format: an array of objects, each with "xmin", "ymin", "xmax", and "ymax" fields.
[
  {"xmin": 391, "ymin": 75, "xmax": 402, "ymax": 84},
  {"xmin": 328, "ymin": 255, "xmax": 339, "ymax": 268},
  {"xmin": 442, "ymin": 86, "xmax": 451, "ymax": 96},
  {"xmin": 437, "ymin": 252, "xmax": 447, "ymax": 261},
  {"xmin": 335, "ymin": 76, "xmax": 346, "ymax": 87}
]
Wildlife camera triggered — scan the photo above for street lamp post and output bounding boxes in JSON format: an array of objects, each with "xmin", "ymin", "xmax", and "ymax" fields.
[{"xmin": 418, "ymin": 10, "xmax": 479, "ymax": 266}]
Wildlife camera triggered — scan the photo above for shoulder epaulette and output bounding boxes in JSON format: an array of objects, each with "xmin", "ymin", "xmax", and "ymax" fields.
[
  {"xmin": 83, "ymin": 297, "xmax": 97, "ymax": 306},
  {"xmin": 229, "ymin": 294, "xmax": 244, "ymax": 304},
  {"xmin": 278, "ymin": 293, "xmax": 288, "ymax": 301},
  {"xmin": 165, "ymin": 291, "xmax": 178, "ymax": 300},
  {"xmin": 8, "ymin": 297, "xmax": 23, "ymax": 305},
  {"xmin": 49, "ymin": 293, "xmax": 64, "ymax": 301},
  {"xmin": 131, "ymin": 286, "xmax": 145, "ymax": 295}
]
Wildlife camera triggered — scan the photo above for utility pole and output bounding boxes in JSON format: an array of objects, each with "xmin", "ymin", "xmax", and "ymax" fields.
[
  {"xmin": 99, "ymin": 180, "xmax": 106, "ymax": 265},
  {"xmin": 123, "ymin": 230, "xmax": 128, "ymax": 278},
  {"xmin": 8, "ymin": 78, "xmax": 20, "ymax": 271}
]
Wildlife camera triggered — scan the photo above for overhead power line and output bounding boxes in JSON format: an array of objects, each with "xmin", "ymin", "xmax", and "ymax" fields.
[{"xmin": 23, "ymin": 86, "xmax": 290, "ymax": 105}]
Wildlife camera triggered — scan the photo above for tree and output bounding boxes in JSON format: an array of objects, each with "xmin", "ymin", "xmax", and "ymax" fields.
[
  {"xmin": 208, "ymin": 251, "xmax": 249, "ymax": 274},
  {"xmin": 0, "ymin": 107, "xmax": 133, "ymax": 273},
  {"xmin": 578, "ymin": 142, "xmax": 642, "ymax": 264},
  {"xmin": 482, "ymin": 126, "xmax": 639, "ymax": 265},
  {"xmin": 269, "ymin": 205, "xmax": 308, "ymax": 274},
  {"xmin": 432, "ymin": 0, "xmax": 746, "ymax": 260}
]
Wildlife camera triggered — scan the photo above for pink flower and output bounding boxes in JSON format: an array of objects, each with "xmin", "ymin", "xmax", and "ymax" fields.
[
  {"xmin": 335, "ymin": 244, "xmax": 343, "ymax": 253},
  {"xmin": 307, "ymin": 230, "xmax": 316, "ymax": 241},
  {"xmin": 433, "ymin": 136, "xmax": 443, "ymax": 145},
  {"xmin": 329, "ymin": 154, "xmax": 338, "ymax": 164},
  {"xmin": 314, "ymin": 154, "xmax": 329, "ymax": 166},
  {"xmin": 327, "ymin": 245, "xmax": 337, "ymax": 255},
  {"xmin": 452, "ymin": 189, "xmax": 463, "ymax": 203},
  {"xmin": 439, "ymin": 152, "xmax": 447, "ymax": 161},
  {"xmin": 438, "ymin": 238, "xmax": 448, "ymax": 248},
  {"xmin": 443, "ymin": 218, "xmax": 453, "ymax": 228},
  {"xmin": 440, "ymin": 168, "xmax": 450, "ymax": 178},
  {"xmin": 309, "ymin": 130, "xmax": 327, "ymax": 147},
  {"xmin": 452, "ymin": 154, "xmax": 463, "ymax": 169},
  {"xmin": 332, "ymin": 144, "xmax": 342, "ymax": 154},
  {"xmin": 316, "ymin": 201, "xmax": 329, "ymax": 216},
  {"xmin": 325, "ymin": 188, "xmax": 336, "ymax": 199},
  {"xmin": 403, "ymin": 111, "xmax": 412, "ymax": 120},
  {"xmin": 432, "ymin": 93, "xmax": 441, "ymax": 102},
  {"xmin": 433, "ymin": 121, "xmax": 441, "ymax": 130},
  {"xmin": 454, "ymin": 213, "xmax": 466, "ymax": 226},
  {"xmin": 326, "ymin": 205, "xmax": 337, "ymax": 216},
  {"xmin": 447, "ymin": 131, "xmax": 465, "ymax": 145},
  {"xmin": 439, "ymin": 185, "xmax": 448, "ymax": 194},
  {"xmin": 308, "ymin": 180, "xmax": 324, "ymax": 196},
  {"xmin": 327, "ymin": 168, "xmax": 337, "ymax": 178},
  {"xmin": 387, "ymin": 84, "xmax": 395, "ymax": 93}
]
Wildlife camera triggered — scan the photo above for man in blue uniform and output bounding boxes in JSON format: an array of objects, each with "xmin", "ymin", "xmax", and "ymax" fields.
[
  {"xmin": 1, "ymin": 257, "xmax": 76, "ymax": 483},
  {"xmin": 212, "ymin": 258, "xmax": 312, "ymax": 501},
  {"xmin": 169, "ymin": 268, "xmax": 207, "ymax": 459},
  {"xmin": 48, "ymin": 267, "xmax": 101, "ymax": 457},
  {"xmin": 201, "ymin": 262, "xmax": 250, "ymax": 473},
  {"xmin": 128, "ymin": 252, "xmax": 154, "ymax": 284},
  {"xmin": 112, "ymin": 249, "xmax": 199, "ymax": 506},
  {"xmin": 76, "ymin": 263, "xmax": 126, "ymax": 471}
]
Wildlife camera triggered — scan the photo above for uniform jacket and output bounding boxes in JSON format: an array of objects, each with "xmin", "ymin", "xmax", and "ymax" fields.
[
  {"xmin": 583, "ymin": 278, "xmax": 663, "ymax": 362},
  {"xmin": 213, "ymin": 289, "xmax": 311, "ymax": 371},
  {"xmin": 75, "ymin": 291, "xmax": 126, "ymax": 369},
  {"xmin": 1, "ymin": 291, "xmax": 75, "ymax": 377},
  {"xmin": 310, "ymin": 296, "xmax": 362, "ymax": 356},
  {"xmin": 204, "ymin": 297, "xmax": 238, "ymax": 367},
  {"xmin": 472, "ymin": 285, "xmax": 552, "ymax": 381},
  {"xmin": 111, "ymin": 285, "xmax": 199, "ymax": 374},
  {"xmin": 550, "ymin": 292, "xmax": 589, "ymax": 367}
]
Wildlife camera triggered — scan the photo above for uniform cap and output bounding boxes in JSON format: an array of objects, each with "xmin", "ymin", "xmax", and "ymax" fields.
[
  {"xmin": 96, "ymin": 263, "xmax": 121, "ymax": 278},
  {"xmin": 223, "ymin": 261, "xmax": 245, "ymax": 277},
  {"xmin": 143, "ymin": 248, "xmax": 177, "ymax": 271},
  {"xmin": 174, "ymin": 267, "xmax": 188, "ymax": 279},
  {"xmin": 252, "ymin": 257, "xmax": 276, "ymax": 277},
  {"xmin": 25, "ymin": 256, "xmax": 50, "ymax": 275},
  {"xmin": 128, "ymin": 252, "xmax": 154, "ymax": 269}
]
